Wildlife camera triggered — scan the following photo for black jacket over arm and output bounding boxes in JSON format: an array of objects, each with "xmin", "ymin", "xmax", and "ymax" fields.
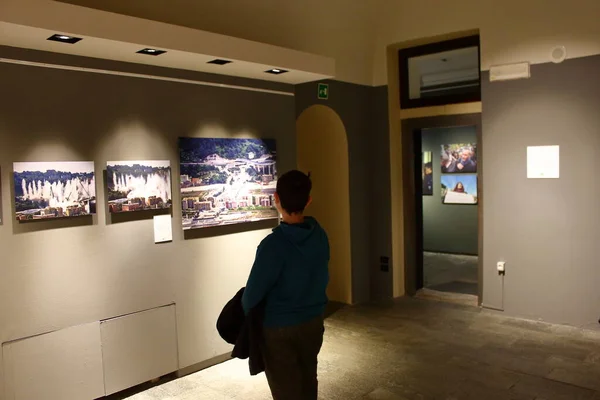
[{"xmin": 216, "ymin": 287, "xmax": 265, "ymax": 375}]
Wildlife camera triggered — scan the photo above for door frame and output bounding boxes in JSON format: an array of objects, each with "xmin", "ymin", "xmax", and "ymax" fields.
[{"xmin": 401, "ymin": 113, "xmax": 483, "ymax": 305}]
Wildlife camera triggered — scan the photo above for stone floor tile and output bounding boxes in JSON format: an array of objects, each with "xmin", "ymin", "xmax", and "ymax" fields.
[
  {"xmin": 510, "ymin": 373, "xmax": 596, "ymax": 400},
  {"xmin": 363, "ymin": 387, "xmax": 409, "ymax": 399},
  {"xmin": 123, "ymin": 297, "xmax": 600, "ymax": 400},
  {"xmin": 157, "ymin": 378, "xmax": 202, "ymax": 397},
  {"xmin": 547, "ymin": 367, "xmax": 600, "ymax": 392}
]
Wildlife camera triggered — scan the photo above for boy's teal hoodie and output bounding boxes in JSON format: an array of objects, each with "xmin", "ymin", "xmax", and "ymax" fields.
[{"xmin": 242, "ymin": 217, "xmax": 329, "ymax": 327}]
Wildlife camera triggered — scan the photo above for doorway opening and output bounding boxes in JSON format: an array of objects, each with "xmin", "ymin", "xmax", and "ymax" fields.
[
  {"xmin": 296, "ymin": 105, "xmax": 353, "ymax": 305},
  {"xmin": 402, "ymin": 115, "xmax": 483, "ymax": 306}
]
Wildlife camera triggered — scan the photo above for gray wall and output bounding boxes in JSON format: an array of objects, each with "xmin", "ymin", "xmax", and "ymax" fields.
[
  {"xmin": 370, "ymin": 86, "xmax": 393, "ymax": 300},
  {"xmin": 422, "ymin": 126, "xmax": 478, "ymax": 255},
  {"xmin": 295, "ymin": 81, "xmax": 393, "ymax": 304},
  {"xmin": 0, "ymin": 46, "xmax": 296, "ymax": 396},
  {"xmin": 482, "ymin": 55, "xmax": 600, "ymax": 329}
]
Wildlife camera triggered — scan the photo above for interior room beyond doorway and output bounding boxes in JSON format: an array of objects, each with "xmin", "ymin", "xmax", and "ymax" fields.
[{"xmin": 420, "ymin": 125, "xmax": 479, "ymax": 299}]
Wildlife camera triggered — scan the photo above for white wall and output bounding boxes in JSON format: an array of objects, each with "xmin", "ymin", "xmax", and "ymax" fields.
[
  {"xmin": 372, "ymin": 0, "xmax": 600, "ymax": 85},
  {"xmin": 53, "ymin": 0, "xmax": 600, "ymax": 87},
  {"xmin": 0, "ymin": 47, "xmax": 296, "ymax": 399}
]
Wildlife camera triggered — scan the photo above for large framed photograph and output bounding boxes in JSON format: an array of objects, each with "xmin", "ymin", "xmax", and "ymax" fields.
[
  {"xmin": 107, "ymin": 160, "xmax": 172, "ymax": 213},
  {"xmin": 14, "ymin": 161, "xmax": 96, "ymax": 221},
  {"xmin": 441, "ymin": 175, "xmax": 478, "ymax": 205},
  {"xmin": 179, "ymin": 137, "xmax": 278, "ymax": 230},
  {"xmin": 441, "ymin": 143, "xmax": 477, "ymax": 173},
  {"xmin": 422, "ymin": 151, "xmax": 433, "ymax": 196}
]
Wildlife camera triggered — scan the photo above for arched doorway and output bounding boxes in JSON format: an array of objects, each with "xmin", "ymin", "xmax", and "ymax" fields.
[{"xmin": 296, "ymin": 105, "xmax": 352, "ymax": 304}]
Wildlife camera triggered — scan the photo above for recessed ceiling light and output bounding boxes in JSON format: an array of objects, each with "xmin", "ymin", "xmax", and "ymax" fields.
[
  {"xmin": 137, "ymin": 48, "xmax": 167, "ymax": 56},
  {"xmin": 207, "ymin": 59, "xmax": 233, "ymax": 65},
  {"xmin": 265, "ymin": 68, "xmax": 288, "ymax": 75},
  {"xmin": 47, "ymin": 34, "xmax": 82, "ymax": 44}
]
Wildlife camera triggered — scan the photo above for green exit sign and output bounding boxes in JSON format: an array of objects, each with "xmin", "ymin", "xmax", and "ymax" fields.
[{"xmin": 317, "ymin": 83, "xmax": 329, "ymax": 100}]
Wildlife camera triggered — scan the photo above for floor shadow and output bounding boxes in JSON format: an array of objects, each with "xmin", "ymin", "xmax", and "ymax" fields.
[
  {"xmin": 324, "ymin": 301, "xmax": 346, "ymax": 319},
  {"xmin": 99, "ymin": 372, "xmax": 178, "ymax": 400}
]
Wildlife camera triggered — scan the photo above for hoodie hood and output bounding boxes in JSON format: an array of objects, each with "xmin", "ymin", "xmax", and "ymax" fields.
[{"xmin": 278, "ymin": 216, "xmax": 320, "ymax": 244}]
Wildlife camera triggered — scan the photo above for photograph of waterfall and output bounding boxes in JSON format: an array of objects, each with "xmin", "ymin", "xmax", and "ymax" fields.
[
  {"xmin": 14, "ymin": 161, "xmax": 96, "ymax": 221},
  {"xmin": 179, "ymin": 137, "xmax": 278, "ymax": 229},
  {"xmin": 107, "ymin": 160, "xmax": 172, "ymax": 213}
]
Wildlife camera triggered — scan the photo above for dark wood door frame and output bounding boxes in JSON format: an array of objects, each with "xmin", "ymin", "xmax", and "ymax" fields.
[{"xmin": 401, "ymin": 113, "xmax": 483, "ymax": 304}]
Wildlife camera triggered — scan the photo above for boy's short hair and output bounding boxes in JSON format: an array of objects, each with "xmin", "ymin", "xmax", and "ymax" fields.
[{"xmin": 276, "ymin": 170, "xmax": 312, "ymax": 214}]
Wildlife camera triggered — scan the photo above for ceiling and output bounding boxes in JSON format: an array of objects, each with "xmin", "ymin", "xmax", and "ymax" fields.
[
  {"xmin": 53, "ymin": 0, "xmax": 378, "ymax": 85},
  {"xmin": 5, "ymin": 0, "xmax": 600, "ymax": 87},
  {"xmin": 0, "ymin": 0, "xmax": 336, "ymax": 85}
]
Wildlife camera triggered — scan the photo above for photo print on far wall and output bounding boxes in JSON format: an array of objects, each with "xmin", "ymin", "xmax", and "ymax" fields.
[
  {"xmin": 14, "ymin": 161, "xmax": 96, "ymax": 221},
  {"xmin": 179, "ymin": 137, "xmax": 278, "ymax": 230},
  {"xmin": 107, "ymin": 160, "xmax": 172, "ymax": 213},
  {"xmin": 441, "ymin": 175, "xmax": 478, "ymax": 205},
  {"xmin": 422, "ymin": 151, "xmax": 433, "ymax": 195},
  {"xmin": 441, "ymin": 143, "xmax": 477, "ymax": 173}
]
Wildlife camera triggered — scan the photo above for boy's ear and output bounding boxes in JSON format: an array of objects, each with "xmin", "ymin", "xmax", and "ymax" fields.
[{"xmin": 305, "ymin": 195, "xmax": 313, "ymax": 208}]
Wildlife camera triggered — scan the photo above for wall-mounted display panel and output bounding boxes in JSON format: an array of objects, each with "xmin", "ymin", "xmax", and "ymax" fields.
[
  {"xmin": 422, "ymin": 151, "xmax": 433, "ymax": 195},
  {"xmin": 107, "ymin": 160, "xmax": 172, "ymax": 213},
  {"xmin": 441, "ymin": 175, "xmax": 478, "ymax": 205},
  {"xmin": 100, "ymin": 305, "xmax": 178, "ymax": 396},
  {"xmin": 2, "ymin": 322, "xmax": 104, "ymax": 400},
  {"xmin": 14, "ymin": 161, "xmax": 96, "ymax": 221},
  {"xmin": 441, "ymin": 143, "xmax": 477, "ymax": 173},
  {"xmin": 179, "ymin": 137, "xmax": 278, "ymax": 229}
]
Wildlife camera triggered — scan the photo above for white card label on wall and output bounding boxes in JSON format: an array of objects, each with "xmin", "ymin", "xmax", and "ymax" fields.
[
  {"xmin": 153, "ymin": 215, "xmax": 173, "ymax": 243},
  {"xmin": 527, "ymin": 145, "xmax": 560, "ymax": 179}
]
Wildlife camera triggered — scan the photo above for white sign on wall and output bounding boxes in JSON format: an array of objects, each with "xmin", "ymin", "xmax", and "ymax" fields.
[
  {"xmin": 527, "ymin": 145, "xmax": 560, "ymax": 179},
  {"xmin": 153, "ymin": 215, "xmax": 173, "ymax": 243}
]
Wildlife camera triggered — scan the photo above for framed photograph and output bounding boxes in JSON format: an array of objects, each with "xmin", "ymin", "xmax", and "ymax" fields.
[
  {"xmin": 179, "ymin": 137, "xmax": 278, "ymax": 230},
  {"xmin": 441, "ymin": 175, "xmax": 478, "ymax": 205},
  {"xmin": 14, "ymin": 161, "xmax": 96, "ymax": 221},
  {"xmin": 441, "ymin": 143, "xmax": 477, "ymax": 173},
  {"xmin": 107, "ymin": 160, "xmax": 172, "ymax": 213},
  {"xmin": 422, "ymin": 151, "xmax": 433, "ymax": 195}
]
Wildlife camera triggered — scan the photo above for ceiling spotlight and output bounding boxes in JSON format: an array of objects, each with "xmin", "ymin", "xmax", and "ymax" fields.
[
  {"xmin": 207, "ymin": 59, "xmax": 233, "ymax": 65},
  {"xmin": 47, "ymin": 34, "xmax": 82, "ymax": 44},
  {"xmin": 137, "ymin": 48, "xmax": 167, "ymax": 56},
  {"xmin": 265, "ymin": 68, "xmax": 288, "ymax": 75}
]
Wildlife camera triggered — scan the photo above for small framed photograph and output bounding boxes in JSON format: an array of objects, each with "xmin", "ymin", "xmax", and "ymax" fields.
[
  {"xmin": 422, "ymin": 152, "xmax": 433, "ymax": 196},
  {"xmin": 441, "ymin": 143, "xmax": 477, "ymax": 174},
  {"xmin": 441, "ymin": 175, "xmax": 478, "ymax": 205}
]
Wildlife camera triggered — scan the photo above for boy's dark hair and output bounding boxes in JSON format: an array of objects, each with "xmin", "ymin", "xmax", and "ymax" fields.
[{"xmin": 276, "ymin": 170, "xmax": 312, "ymax": 214}]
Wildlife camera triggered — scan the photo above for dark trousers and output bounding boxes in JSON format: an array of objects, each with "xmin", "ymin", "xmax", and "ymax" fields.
[{"xmin": 262, "ymin": 316, "xmax": 324, "ymax": 400}]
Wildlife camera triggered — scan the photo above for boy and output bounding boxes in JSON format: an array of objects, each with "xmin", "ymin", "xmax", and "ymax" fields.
[{"xmin": 242, "ymin": 170, "xmax": 330, "ymax": 400}]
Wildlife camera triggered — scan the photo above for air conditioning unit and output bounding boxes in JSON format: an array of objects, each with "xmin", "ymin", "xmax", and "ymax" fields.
[{"xmin": 489, "ymin": 62, "xmax": 530, "ymax": 82}]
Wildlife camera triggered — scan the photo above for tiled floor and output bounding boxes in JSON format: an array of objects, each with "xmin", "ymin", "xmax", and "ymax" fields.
[
  {"xmin": 424, "ymin": 252, "xmax": 478, "ymax": 296},
  {"xmin": 123, "ymin": 297, "xmax": 600, "ymax": 399}
]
